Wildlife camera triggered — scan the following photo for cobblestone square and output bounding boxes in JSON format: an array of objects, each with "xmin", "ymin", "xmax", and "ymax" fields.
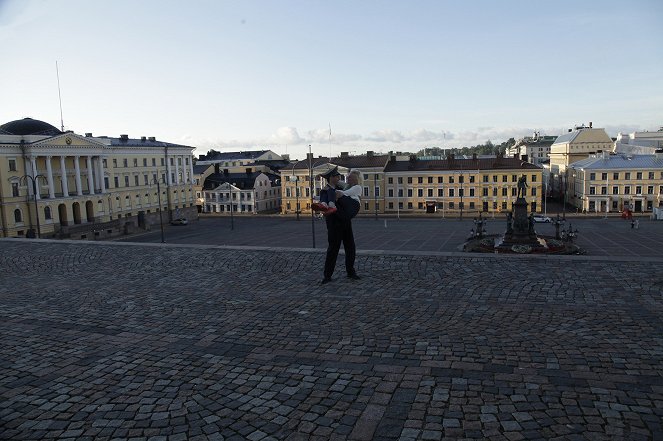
[{"xmin": 1, "ymin": 239, "xmax": 662, "ymax": 440}]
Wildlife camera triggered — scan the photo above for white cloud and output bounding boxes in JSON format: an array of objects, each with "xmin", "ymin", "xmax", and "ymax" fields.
[
  {"xmin": 270, "ymin": 126, "xmax": 305, "ymax": 145},
  {"xmin": 365, "ymin": 129, "xmax": 406, "ymax": 143}
]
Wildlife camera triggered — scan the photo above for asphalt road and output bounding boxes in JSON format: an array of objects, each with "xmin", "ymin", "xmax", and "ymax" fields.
[{"xmin": 118, "ymin": 214, "xmax": 663, "ymax": 258}]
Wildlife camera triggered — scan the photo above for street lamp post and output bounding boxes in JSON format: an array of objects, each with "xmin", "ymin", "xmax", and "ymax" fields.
[
  {"xmin": 153, "ymin": 176, "xmax": 166, "ymax": 243},
  {"xmin": 294, "ymin": 176, "xmax": 300, "ymax": 221},
  {"xmin": 19, "ymin": 174, "xmax": 47, "ymax": 238},
  {"xmin": 374, "ymin": 172, "xmax": 378, "ymax": 220},
  {"xmin": 308, "ymin": 144, "xmax": 315, "ymax": 248},
  {"xmin": 230, "ymin": 184, "xmax": 235, "ymax": 230}
]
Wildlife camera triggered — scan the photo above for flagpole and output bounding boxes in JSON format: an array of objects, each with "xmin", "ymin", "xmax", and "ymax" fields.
[{"xmin": 309, "ymin": 144, "xmax": 316, "ymax": 248}]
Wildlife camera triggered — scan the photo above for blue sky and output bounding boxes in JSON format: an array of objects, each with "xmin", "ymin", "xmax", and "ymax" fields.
[{"xmin": 1, "ymin": 0, "xmax": 662, "ymax": 160}]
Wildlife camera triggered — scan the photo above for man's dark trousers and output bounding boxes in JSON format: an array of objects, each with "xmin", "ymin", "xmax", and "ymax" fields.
[{"xmin": 323, "ymin": 215, "xmax": 356, "ymax": 280}]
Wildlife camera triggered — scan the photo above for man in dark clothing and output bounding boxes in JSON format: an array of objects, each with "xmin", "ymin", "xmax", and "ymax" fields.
[{"xmin": 319, "ymin": 166, "xmax": 359, "ymax": 284}]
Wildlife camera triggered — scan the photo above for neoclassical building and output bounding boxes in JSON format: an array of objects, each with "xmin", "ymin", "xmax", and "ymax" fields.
[{"xmin": 0, "ymin": 118, "xmax": 197, "ymax": 238}]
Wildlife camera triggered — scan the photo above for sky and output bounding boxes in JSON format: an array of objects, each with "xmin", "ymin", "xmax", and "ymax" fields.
[{"xmin": 1, "ymin": 0, "xmax": 662, "ymax": 160}]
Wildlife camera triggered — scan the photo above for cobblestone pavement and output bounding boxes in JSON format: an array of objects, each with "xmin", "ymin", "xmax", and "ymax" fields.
[{"xmin": 1, "ymin": 239, "xmax": 662, "ymax": 441}]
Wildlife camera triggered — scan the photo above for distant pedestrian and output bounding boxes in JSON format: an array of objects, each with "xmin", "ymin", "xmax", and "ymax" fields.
[
  {"xmin": 635, "ymin": 219, "xmax": 640, "ymax": 229},
  {"xmin": 631, "ymin": 219, "xmax": 635, "ymax": 229}
]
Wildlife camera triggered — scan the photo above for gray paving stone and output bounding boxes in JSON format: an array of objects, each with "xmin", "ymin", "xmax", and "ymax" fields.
[{"xmin": 1, "ymin": 240, "xmax": 662, "ymax": 440}]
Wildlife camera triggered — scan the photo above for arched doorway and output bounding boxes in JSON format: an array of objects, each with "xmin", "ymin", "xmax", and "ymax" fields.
[
  {"xmin": 72, "ymin": 202, "xmax": 82, "ymax": 224},
  {"xmin": 58, "ymin": 204, "xmax": 68, "ymax": 226},
  {"xmin": 85, "ymin": 200, "xmax": 95, "ymax": 223}
]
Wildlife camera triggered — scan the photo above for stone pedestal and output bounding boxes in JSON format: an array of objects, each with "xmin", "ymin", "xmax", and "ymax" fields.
[{"xmin": 496, "ymin": 198, "xmax": 545, "ymax": 252}]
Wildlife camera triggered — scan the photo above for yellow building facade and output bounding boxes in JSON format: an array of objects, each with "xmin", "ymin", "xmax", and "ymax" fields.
[
  {"xmin": 280, "ymin": 152, "xmax": 543, "ymax": 217},
  {"xmin": 0, "ymin": 118, "xmax": 196, "ymax": 238}
]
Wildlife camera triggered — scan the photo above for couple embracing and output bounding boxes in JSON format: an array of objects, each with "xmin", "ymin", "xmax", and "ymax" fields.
[{"xmin": 313, "ymin": 167, "xmax": 361, "ymax": 284}]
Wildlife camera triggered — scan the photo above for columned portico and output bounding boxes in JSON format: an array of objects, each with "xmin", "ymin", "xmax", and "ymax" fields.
[
  {"xmin": 45, "ymin": 156, "xmax": 55, "ymax": 198},
  {"xmin": 74, "ymin": 156, "xmax": 83, "ymax": 196},
  {"xmin": 166, "ymin": 159, "xmax": 173, "ymax": 185},
  {"xmin": 86, "ymin": 156, "xmax": 95, "ymax": 195},
  {"xmin": 60, "ymin": 156, "xmax": 69, "ymax": 197},
  {"xmin": 175, "ymin": 157, "xmax": 180, "ymax": 184},
  {"xmin": 30, "ymin": 156, "xmax": 40, "ymax": 200}
]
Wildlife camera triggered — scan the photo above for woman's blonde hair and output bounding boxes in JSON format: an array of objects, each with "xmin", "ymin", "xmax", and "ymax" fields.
[{"xmin": 348, "ymin": 169, "xmax": 363, "ymax": 185}]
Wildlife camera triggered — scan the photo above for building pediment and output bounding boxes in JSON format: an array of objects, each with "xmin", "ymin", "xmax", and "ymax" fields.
[{"xmin": 32, "ymin": 133, "xmax": 107, "ymax": 149}]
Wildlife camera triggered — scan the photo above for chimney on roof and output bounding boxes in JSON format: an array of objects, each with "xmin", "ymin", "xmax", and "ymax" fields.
[
  {"xmin": 472, "ymin": 153, "xmax": 477, "ymax": 160},
  {"xmin": 409, "ymin": 154, "xmax": 417, "ymax": 162},
  {"xmin": 214, "ymin": 164, "xmax": 220, "ymax": 174},
  {"xmin": 85, "ymin": 132, "xmax": 92, "ymax": 137},
  {"xmin": 340, "ymin": 152, "xmax": 349, "ymax": 158},
  {"xmin": 223, "ymin": 168, "xmax": 229, "ymax": 176},
  {"xmin": 589, "ymin": 121, "xmax": 593, "ymax": 128},
  {"xmin": 654, "ymin": 149, "xmax": 663, "ymax": 159},
  {"xmin": 120, "ymin": 134, "xmax": 129, "ymax": 142},
  {"xmin": 141, "ymin": 136, "xmax": 146, "ymax": 142},
  {"xmin": 389, "ymin": 155, "xmax": 396, "ymax": 162},
  {"xmin": 366, "ymin": 150, "xmax": 374, "ymax": 157},
  {"xmin": 521, "ymin": 154, "xmax": 528, "ymax": 162},
  {"xmin": 513, "ymin": 153, "xmax": 518, "ymax": 159},
  {"xmin": 306, "ymin": 152, "xmax": 313, "ymax": 161},
  {"xmin": 148, "ymin": 136, "xmax": 156, "ymax": 142},
  {"xmin": 246, "ymin": 168, "xmax": 252, "ymax": 175}
]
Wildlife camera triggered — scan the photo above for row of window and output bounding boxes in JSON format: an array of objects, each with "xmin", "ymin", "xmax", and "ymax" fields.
[
  {"xmin": 386, "ymin": 174, "xmax": 538, "ymax": 185},
  {"xmin": 386, "ymin": 187, "xmax": 537, "ymax": 198},
  {"xmin": 587, "ymin": 185, "xmax": 663, "ymax": 195},
  {"xmin": 109, "ymin": 157, "xmax": 190, "ymax": 168},
  {"xmin": 588, "ymin": 171, "xmax": 663, "ymax": 180},
  {"xmin": 382, "ymin": 201, "xmax": 537, "ymax": 211}
]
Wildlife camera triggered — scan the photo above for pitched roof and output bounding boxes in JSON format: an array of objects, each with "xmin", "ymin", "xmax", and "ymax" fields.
[
  {"xmin": 570, "ymin": 154, "xmax": 663, "ymax": 170},
  {"xmin": 384, "ymin": 156, "xmax": 541, "ymax": 173},
  {"xmin": 199, "ymin": 150, "xmax": 271, "ymax": 161}
]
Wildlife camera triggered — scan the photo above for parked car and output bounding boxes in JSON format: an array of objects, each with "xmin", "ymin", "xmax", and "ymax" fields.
[
  {"xmin": 171, "ymin": 218, "xmax": 188, "ymax": 226},
  {"xmin": 532, "ymin": 215, "xmax": 551, "ymax": 223}
]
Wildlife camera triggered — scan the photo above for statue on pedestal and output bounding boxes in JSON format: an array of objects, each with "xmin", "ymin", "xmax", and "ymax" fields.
[{"xmin": 517, "ymin": 175, "xmax": 528, "ymax": 199}]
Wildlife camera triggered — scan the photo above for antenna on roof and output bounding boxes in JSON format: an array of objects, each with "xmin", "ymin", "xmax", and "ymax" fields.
[
  {"xmin": 56, "ymin": 61, "xmax": 65, "ymax": 132},
  {"xmin": 329, "ymin": 123, "xmax": 332, "ymax": 159}
]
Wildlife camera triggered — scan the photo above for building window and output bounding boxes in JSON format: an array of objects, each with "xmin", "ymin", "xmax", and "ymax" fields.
[
  {"xmin": 449, "ymin": 202, "xmax": 455, "ymax": 209},
  {"xmin": 601, "ymin": 187, "xmax": 607, "ymax": 195},
  {"xmin": 636, "ymin": 186, "xmax": 642, "ymax": 194},
  {"xmin": 363, "ymin": 187, "xmax": 369, "ymax": 197},
  {"xmin": 613, "ymin": 172, "xmax": 619, "ymax": 180},
  {"xmin": 418, "ymin": 202, "xmax": 423, "ymax": 209},
  {"xmin": 134, "ymin": 176, "xmax": 139, "ymax": 186},
  {"xmin": 482, "ymin": 188, "xmax": 489, "ymax": 197},
  {"xmin": 512, "ymin": 175, "xmax": 517, "ymax": 182},
  {"xmin": 449, "ymin": 176, "xmax": 455, "ymax": 183},
  {"xmin": 438, "ymin": 176, "xmax": 443, "ymax": 183},
  {"xmin": 8, "ymin": 159, "xmax": 17, "ymax": 171},
  {"xmin": 114, "ymin": 176, "xmax": 119, "ymax": 188},
  {"xmin": 161, "ymin": 158, "xmax": 165, "ymax": 166},
  {"xmin": 407, "ymin": 177, "xmax": 413, "ymax": 184},
  {"xmin": 469, "ymin": 188, "xmax": 475, "ymax": 197},
  {"xmin": 502, "ymin": 175, "xmax": 507, "ymax": 182},
  {"xmin": 601, "ymin": 173, "xmax": 607, "ymax": 180},
  {"xmin": 647, "ymin": 186, "xmax": 654, "ymax": 194},
  {"xmin": 364, "ymin": 202, "xmax": 369, "ymax": 211},
  {"xmin": 589, "ymin": 173, "xmax": 595, "ymax": 180},
  {"xmin": 388, "ymin": 189, "xmax": 394, "ymax": 197},
  {"xmin": 398, "ymin": 177, "xmax": 403, "ymax": 184},
  {"xmin": 612, "ymin": 186, "xmax": 619, "ymax": 195},
  {"xmin": 113, "ymin": 159, "xmax": 117, "ymax": 167},
  {"xmin": 144, "ymin": 175, "xmax": 149, "ymax": 185},
  {"xmin": 625, "ymin": 172, "xmax": 631, "ymax": 180},
  {"xmin": 636, "ymin": 172, "xmax": 642, "ymax": 180},
  {"xmin": 624, "ymin": 186, "xmax": 630, "ymax": 194},
  {"xmin": 531, "ymin": 175, "xmax": 537, "ymax": 182},
  {"xmin": 502, "ymin": 201, "xmax": 507, "ymax": 210},
  {"xmin": 374, "ymin": 187, "xmax": 380, "ymax": 197},
  {"xmin": 589, "ymin": 187, "xmax": 596, "ymax": 195},
  {"xmin": 512, "ymin": 188, "xmax": 517, "ymax": 196},
  {"xmin": 398, "ymin": 189, "xmax": 403, "ymax": 197},
  {"xmin": 388, "ymin": 202, "xmax": 394, "ymax": 209},
  {"xmin": 125, "ymin": 176, "xmax": 130, "ymax": 187},
  {"xmin": 14, "ymin": 209, "xmax": 22, "ymax": 222},
  {"xmin": 407, "ymin": 202, "xmax": 413, "ymax": 209},
  {"xmin": 388, "ymin": 177, "xmax": 393, "ymax": 184},
  {"xmin": 427, "ymin": 189, "xmax": 433, "ymax": 197},
  {"xmin": 133, "ymin": 158, "xmax": 138, "ymax": 167},
  {"xmin": 469, "ymin": 202, "xmax": 475, "ymax": 209},
  {"xmin": 12, "ymin": 182, "xmax": 19, "ymax": 197},
  {"xmin": 649, "ymin": 172, "xmax": 655, "ymax": 180},
  {"xmin": 417, "ymin": 177, "xmax": 423, "ymax": 184},
  {"xmin": 44, "ymin": 206, "xmax": 52, "ymax": 220},
  {"xmin": 417, "ymin": 189, "xmax": 423, "ymax": 197},
  {"xmin": 123, "ymin": 159, "xmax": 128, "ymax": 167},
  {"xmin": 493, "ymin": 175, "xmax": 497, "ymax": 183},
  {"xmin": 438, "ymin": 188, "xmax": 443, "ymax": 197},
  {"xmin": 502, "ymin": 188, "xmax": 508, "ymax": 196},
  {"xmin": 469, "ymin": 176, "xmax": 475, "ymax": 183},
  {"xmin": 363, "ymin": 174, "xmax": 369, "ymax": 180},
  {"xmin": 407, "ymin": 189, "xmax": 413, "ymax": 197}
]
